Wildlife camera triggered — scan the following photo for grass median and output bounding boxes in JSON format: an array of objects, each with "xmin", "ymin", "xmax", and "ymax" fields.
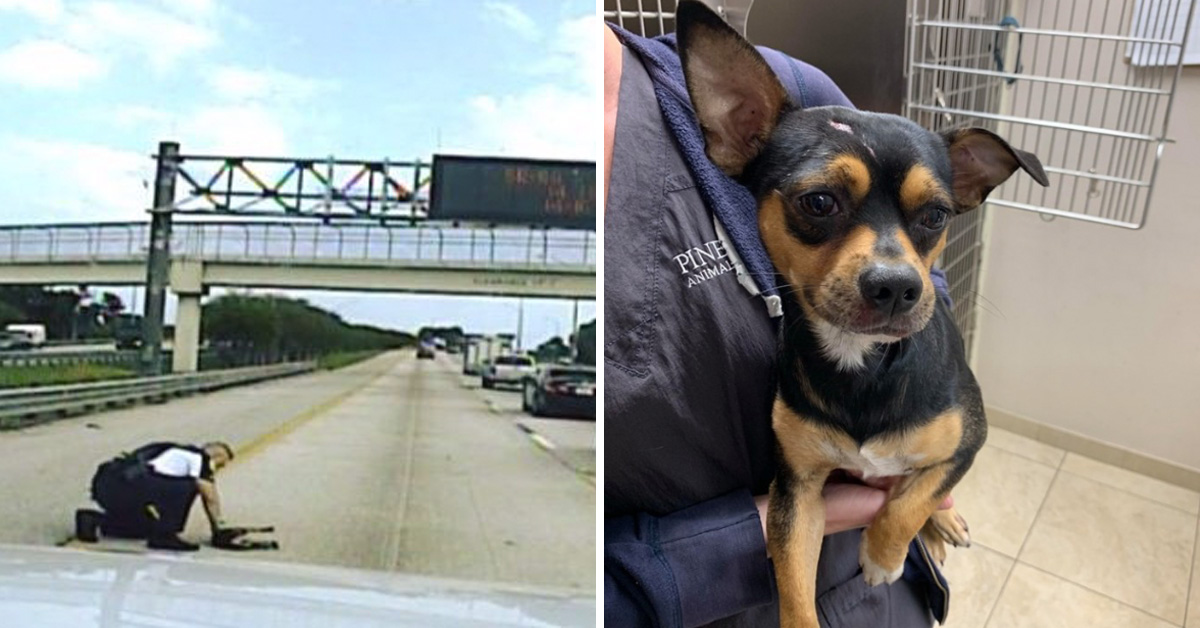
[
  {"xmin": 0, "ymin": 364, "xmax": 135, "ymax": 389},
  {"xmin": 316, "ymin": 350, "xmax": 383, "ymax": 370}
]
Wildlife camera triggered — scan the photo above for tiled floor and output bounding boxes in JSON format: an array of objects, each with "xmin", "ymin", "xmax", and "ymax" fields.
[{"xmin": 939, "ymin": 427, "xmax": 1200, "ymax": 628}]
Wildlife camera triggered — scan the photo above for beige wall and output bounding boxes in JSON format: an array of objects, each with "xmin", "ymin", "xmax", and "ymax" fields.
[{"xmin": 974, "ymin": 67, "xmax": 1200, "ymax": 473}]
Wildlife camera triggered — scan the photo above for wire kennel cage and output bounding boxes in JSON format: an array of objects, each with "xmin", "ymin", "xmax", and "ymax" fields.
[
  {"xmin": 603, "ymin": 0, "xmax": 752, "ymax": 38},
  {"xmin": 907, "ymin": 0, "xmax": 1196, "ymax": 355}
]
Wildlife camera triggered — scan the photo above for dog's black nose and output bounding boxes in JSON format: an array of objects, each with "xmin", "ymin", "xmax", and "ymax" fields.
[{"xmin": 859, "ymin": 264, "xmax": 923, "ymax": 316}]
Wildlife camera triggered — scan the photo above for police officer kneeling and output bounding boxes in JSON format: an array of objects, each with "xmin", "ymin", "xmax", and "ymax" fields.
[{"xmin": 76, "ymin": 441, "xmax": 234, "ymax": 551}]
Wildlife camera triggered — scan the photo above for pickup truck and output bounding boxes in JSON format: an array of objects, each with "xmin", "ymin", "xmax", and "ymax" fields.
[{"xmin": 482, "ymin": 354, "xmax": 536, "ymax": 389}]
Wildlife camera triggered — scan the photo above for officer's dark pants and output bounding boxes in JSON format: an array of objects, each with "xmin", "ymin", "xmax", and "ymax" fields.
[{"xmin": 92, "ymin": 468, "xmax": 198, "ymax": 539}]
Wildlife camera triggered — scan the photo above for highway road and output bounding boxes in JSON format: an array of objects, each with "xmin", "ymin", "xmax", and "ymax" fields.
[
  {"xmin": 0, "ymin": 351, "xmax": 595, "ymax": 593},
  {"xmin": 464, "ymin": 373, "xmax": 597, "ymax": 481}
]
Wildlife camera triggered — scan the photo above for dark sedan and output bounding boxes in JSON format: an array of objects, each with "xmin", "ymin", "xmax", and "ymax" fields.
[{"xmin": 522, "ymin": 365, "xmax": 595, "ymax": 419}]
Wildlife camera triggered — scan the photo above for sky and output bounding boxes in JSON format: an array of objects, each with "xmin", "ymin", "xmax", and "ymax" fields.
[{"xmin": 0, "ymin": 0, "xmax": 596, "ymax": 347}]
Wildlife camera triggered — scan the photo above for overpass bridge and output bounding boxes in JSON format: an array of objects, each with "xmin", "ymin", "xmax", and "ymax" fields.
[{"xmin": 0, "ymin": 221, "xmax": 595, "ymax": 372}]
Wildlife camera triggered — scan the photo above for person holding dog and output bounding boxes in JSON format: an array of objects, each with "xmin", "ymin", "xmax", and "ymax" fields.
[
  {"xmin": 75, "ymin": 441, "xmax": 234, "ymax": 551},
  {"xmin": 603, "ymin": 10, "xmax": 953, "ymax": 628}
]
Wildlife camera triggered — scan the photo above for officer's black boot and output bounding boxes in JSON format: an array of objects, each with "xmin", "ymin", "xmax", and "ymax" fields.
[{"xmin": 74, "ymin": 509, "xmax": 103, "ymax": 543}]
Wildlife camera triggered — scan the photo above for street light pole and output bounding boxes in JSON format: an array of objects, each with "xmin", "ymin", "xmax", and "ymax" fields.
[
  {"xmin": 141, "ymin": 140, "xmax": 178, "ymax": 375},
  {"xmin": 516, "ymin": 298, "xmax": 524, "ymax": 352},
  {"xmin": 572, "ymin": 299, "xmax": 579, "ymax": 339}
]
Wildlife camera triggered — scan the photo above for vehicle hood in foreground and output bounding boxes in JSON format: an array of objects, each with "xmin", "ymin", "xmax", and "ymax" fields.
[{"xmin": 0, "ymin": 545, "xmax": 594, "ymax": 627}]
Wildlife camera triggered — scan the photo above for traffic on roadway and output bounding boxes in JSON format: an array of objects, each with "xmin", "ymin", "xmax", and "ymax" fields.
[{"xmin": 0, "ymin": 349, "xmax": 595, "ymax": 623}]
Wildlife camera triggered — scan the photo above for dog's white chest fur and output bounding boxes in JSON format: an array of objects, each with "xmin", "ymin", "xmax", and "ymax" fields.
[
  {"xmin": 811, "ymin": 320, "xmax": 899, "ymax": 372},
  {"xmin": 822, "ymin": 441, "xmax": 925, "ymax": 479}
]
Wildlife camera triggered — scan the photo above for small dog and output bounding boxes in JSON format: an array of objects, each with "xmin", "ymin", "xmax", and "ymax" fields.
[
  {"xmin": 675, "ymin": 2, "xmax": 1048, "ymax": 626},
  {"xmin": 212, "ymin": 525, "xmax": 279, "ymax": 551}
]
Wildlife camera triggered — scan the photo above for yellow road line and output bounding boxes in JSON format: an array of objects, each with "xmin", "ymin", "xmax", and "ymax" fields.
[
  {"xmin": 59, "ymin": 356, "xmax": 397, "ymax": 549},
  {"xmin": 230, "ymin": 359, "xmax": 393, "ymax": 466}
]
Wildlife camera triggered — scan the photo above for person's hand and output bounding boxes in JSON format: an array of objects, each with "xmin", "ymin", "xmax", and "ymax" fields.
[{"xmin": 754, "ymin": 476, "xmax": 954, "ymax": 541}]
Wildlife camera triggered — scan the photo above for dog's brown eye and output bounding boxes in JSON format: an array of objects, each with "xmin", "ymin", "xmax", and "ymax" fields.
[
  {"xmin": 797, "ymin": 193, "xmax": 839, "ymax": 218},
  {"xmin": 922, "ymin": 208, "xmax": 948, "ymax": 230}
]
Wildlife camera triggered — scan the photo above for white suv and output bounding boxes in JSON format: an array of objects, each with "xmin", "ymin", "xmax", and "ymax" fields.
[{"xmin": 482, "ymin": 355, "xmax": 536, "ymax": 389}]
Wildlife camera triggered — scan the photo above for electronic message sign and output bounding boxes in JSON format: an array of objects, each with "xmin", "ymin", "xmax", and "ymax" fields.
[{"xmin": 428, "ymin": 155, "xmax": 595, "ymax": 229}]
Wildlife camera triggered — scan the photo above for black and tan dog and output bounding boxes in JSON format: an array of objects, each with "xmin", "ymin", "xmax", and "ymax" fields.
[{"xmin": 675, "ymin": 2, "xmax": 1048, "ymax": 626}]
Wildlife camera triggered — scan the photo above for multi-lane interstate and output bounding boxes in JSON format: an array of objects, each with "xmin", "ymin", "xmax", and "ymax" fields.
[{"xmin": 0, "ymin": 351, "xmax": 595, "ymax": 593}]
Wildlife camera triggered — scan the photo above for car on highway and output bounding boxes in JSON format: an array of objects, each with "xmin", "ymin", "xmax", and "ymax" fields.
[
  {"xmin": 481, "ymin": 354, "xmax": 536, "ymax": 389},
  {"xmin": 4, "ymin": 324, "xmax": 44, "ymax": 349},
  {"xmin": 112, "ymin": 313, "xmax": 143, "ymax": 350},
  {"xmin": 0, "ymin": 331, "xmax": 32, "ymax": 352},
  {"xmin": 0, "ymin": 544, "xmax": 593, "ymax": 627},
  {"xmin": 521, "ymin": 365, "xmax": 596, "ymax": 419},
  {"xmin": 416, "ymin": 343, "xmax": 436, "ymax": 359}
]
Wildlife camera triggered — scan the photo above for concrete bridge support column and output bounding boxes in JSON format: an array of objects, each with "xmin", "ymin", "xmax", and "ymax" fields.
[
  {"xmin": 170, "ymin": 259, "xmax": 205, "ymax": 373},
  {"xmin": 173, "ymin": 294, "xmax": 202, "ymax": 373}
]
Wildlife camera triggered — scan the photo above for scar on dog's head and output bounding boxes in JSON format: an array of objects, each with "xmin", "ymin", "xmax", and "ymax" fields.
[{"xmin": 676, "ymin": 0, "xmax": 1048, "ymax": 339}]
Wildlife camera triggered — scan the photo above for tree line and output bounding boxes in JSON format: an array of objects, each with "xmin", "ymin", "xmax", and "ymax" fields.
[
  {"xmin": 0, "ymin": 286, "xmax": 594, "ymax": 367},
  {"xmin": 202, "ymin": 294, "xmax": 415, "ymax": 363},
  {"xmin": 0, "ymin": 286, "xmax": 126, "ymax": 340},
  {"xmin": 531, "ymin": 319, "xmax": 595, "ymax": 365}
]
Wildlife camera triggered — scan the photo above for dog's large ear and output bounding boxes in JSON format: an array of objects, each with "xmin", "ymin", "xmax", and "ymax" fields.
[
  {"xmin": 940, "ymin": 127, "xmax": 1049, "ymax": 212},
  {"xmin": 677, "ymin": 0, "xmax": 788, "ymax": 177}
]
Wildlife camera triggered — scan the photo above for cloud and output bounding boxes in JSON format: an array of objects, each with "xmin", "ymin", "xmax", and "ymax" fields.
[
  {"xmin": 35, "ymin": 100, "xmax": 302, "ymax": 220},
  {"xmin": 0, "ymin": 0, "xmax": 63, "ymax": 21},
  {"xmin": 0, "ymin": 105, "xmax": 290, "ymax": 223},
  {"xmin": 157, "ymin": 0, "xmax": 216, "ymax": 19},
  {"xmin": 524, "ymin": 13, "xmax": 596, "ymax": 87},
  {"xmin": 106, "ymin": 63, "xmax": 333, "ymax": 158},
  {"xmin": 206, "ymin": 66, "xmax": 331, "ymax": 105},
  {"xmin": 183, "ymin": 104, "xmax": 292, "ymax": 155},
  {"xmin": 61, "ymin": 1, "xmax": 219, "ymax": 72},
  {"xmin": 459, "ymin": 85, "xmax": 593, "ymax": 160},
  {"xmin": 108, "ymin": 102, "xmax": 293, "ymax": 156},
  {"xmin": 0, "ymin": 137, "xmax": 151, "ymax": 222},
  {"xmin": 99, "ymin": 62, "xmax": 336, "ymax": 198},
  {"xmin": 184, "ymin": 65, "xmax": 337, "ymax": 156},
  {"xmin": 111, "ymin": 104, "xmax": 175, "ymax": 129},
  {"xmin": 454, "ymin": 13, "xmax": 597, "ymax": 161},
  {"xmin": 553, "ymin": 14, "xmax": 597, "ymax": 85},
  {"xmin": 483, "ymin": 2, "xmax": 539, "ymax": 39},
  {"xmin": 0, "ymin": 1, "xmax": 222, "ymax": 81},
  {"xmin": 0, "ymin": 39, "xmax": 108, "ymax": 89}
]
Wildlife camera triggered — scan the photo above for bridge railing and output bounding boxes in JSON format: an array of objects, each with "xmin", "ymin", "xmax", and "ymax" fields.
[
  {"xmin": 0, "ymin": 222, "xmax": 596, "ymax": 269},
  {"xmin": 0, "ymin": 223, "xmax": 146, "ymax": 262}
]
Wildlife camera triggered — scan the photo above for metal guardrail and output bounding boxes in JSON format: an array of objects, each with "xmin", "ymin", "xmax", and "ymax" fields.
[
  {"xmin": 44, "ymin": 338, "xmax": 112, "ymax": 348},
  {"xmin": 0, "ymin": 221, "xmax": 597, "ymax": 269},
  {"xmin": 0, "ymin": 361, "xmax": 315, "ymax": 428},
  {"xmin": 0, "ymin": 350, "xmax": 138, "ymax": 369}
]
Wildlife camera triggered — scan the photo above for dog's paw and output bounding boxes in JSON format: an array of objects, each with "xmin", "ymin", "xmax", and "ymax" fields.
[
  {"xmin": 859, "ymin": 535, "xmax": 904, "ymax": 586},
  {"xmin": 919, "ymin": 525, "xmax": 948, "ymax": 566},
  {"xmin": 929, "ymin": 507, "xmax": 971, "ymax": 548}
]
